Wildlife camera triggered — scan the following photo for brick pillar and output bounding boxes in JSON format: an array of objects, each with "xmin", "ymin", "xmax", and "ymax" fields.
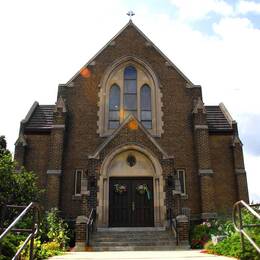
[
  {"xmin": 14, "ymin": 134, "xmax": 27, "ymax": 168},
  {"xmin": 232, "ymin": 122, "xmax": 249, "ymax": 203},
  {"xmin": 46, "ymin": 97, "xmax": 67, "ymax": 209},
  {"xmin": 176, "ymin": 215, "xmax": 189, "ymax": 248},
  {"xmin": 75, "ymin": 216, "xmax": 87, "ymax": 251},
  {"xmin": 193, "ymin": 98, "xmax": 216, "ymax": 219}
]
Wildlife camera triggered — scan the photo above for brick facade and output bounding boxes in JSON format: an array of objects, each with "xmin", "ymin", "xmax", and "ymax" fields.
[{"xmin": 15, "ymin": 21, "xmax": 249, "ymax": 234}]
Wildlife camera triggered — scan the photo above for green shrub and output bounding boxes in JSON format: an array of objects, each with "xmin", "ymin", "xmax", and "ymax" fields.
[
  {"xmin": 20, "ymin": 208, "xmax": 69, "ymax": 259},
  {"xmin": 208, "ymin": 232, "xmax": 260, "ymax": 260},
  {"xmin": 0, "ymin": 234, "xmax": 25, "ymax": 260},
  {"xmin": 204, "ymin": 207, "xmax": 260, "ymax": 259},
  {"xmin": 40, "ymin": 208, "xmax": 69, "ymax": 249},
  {"xmin": 190, "ymin": 218, "xmax": 234, "ymax": 248}
]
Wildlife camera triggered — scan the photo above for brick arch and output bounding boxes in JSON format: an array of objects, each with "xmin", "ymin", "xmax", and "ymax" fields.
[{"xmin": 96, "ymin": 144, "xmax": 166, "ymax": 228}]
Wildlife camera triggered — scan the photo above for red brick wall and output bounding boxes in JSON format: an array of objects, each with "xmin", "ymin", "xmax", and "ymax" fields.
[{"xmin": 209, "ymin": 135, "xmax": 237, "ymax": 214}]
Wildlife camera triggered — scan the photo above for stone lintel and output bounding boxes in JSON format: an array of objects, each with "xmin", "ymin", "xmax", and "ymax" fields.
[
  {"xmin": 76, "ymin": 215, "xmax": 88, "ymax": 224},
  {"xmin": 52, "ymin": 124, "xmax": 65, "ymax": 129},
  {"xmin": 199, "ymin": 169, "xmax": 214, "ymax": 176},
  {"xmin": 176, "ymin": 215, "xmax": 189, "ymax": 223},
  {"xmin": 201, "ymin": 212, "xmax": 217, "ymax": 219},
  {"xmin": 235, "ymin": 169, "xmax": 246, "ymax": 175},
  {"xmin": 47, "ymin": 169, "xmax": 62, "ymax": 175},
  {"xmin": 195, "ymin": 125, "xmax": 208, "ymax": 130}
]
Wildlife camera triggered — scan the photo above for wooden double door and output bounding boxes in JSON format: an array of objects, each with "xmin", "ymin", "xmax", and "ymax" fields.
[{"xmin": 109, "ymin": 177, "xmax": 154, "ymax": 227}]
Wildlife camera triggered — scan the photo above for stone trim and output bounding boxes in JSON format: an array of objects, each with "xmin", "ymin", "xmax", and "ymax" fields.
[
  {"xmin": 76, "ymin": 215, "xmax": 88, "ymax": 224},
  {"xmin": 21, "ymin": 101, "xmax": 39, "ymax": 125},
  {"xmin": 201, "ymin": 212, "xmax": 217, "ymax": 219},
  {"xmin": 52, "ymin": 124, "xmax": 65, "ymax": 129},
  {"xmin": 96, "ymin": 56, "xmax": 164, "ymax": 137},
  {"xmin": 219, "ymin": 102, "xmax": 233, "ymax": 126},
  {"xmin": 54, "ymin": 96, "xmax": 67, "ymax": 113},
  {"xmin": 199, "ymin": 169, "xmax": 214, "ymax": 176},
  {"xmin": 47, "ymin": 170, "xmax": 62, "ymax": 175},
  {"xmin": 186, "ymin": 83, "xmax": 201, "ymax": 89},
  {"xmin": 91, "ymin": 114, "xmax": 172, "ymax": 159},
  {"xmin": 195, "ymin": 125, "xmax": 208, "ymax": 130},
  {"xmin": 235, "ymin": 169, "xmax": 246, "ymax": 175},
  {"xmin": 15, "ymin": 134, "xmax": 27, "ymax": 146},
  {"xmin": 176, "ymin": 215, "xmax": 188, "ymax": 223},
  {"xmin": 72, "ymin": 195, "xmax": 82, "ymax": 201},
  {"xmin": 192, "ymin": 97, "xmax": 206, "ymax": 114},
  {"xmin": 96, "ymin": 144, "xmax": 166, "ymax": 228}
]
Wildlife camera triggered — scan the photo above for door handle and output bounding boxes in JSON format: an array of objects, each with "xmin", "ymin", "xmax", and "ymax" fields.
[{"xmin": 132, "ymin": 201, "xmax": 135, "ymax": 212}]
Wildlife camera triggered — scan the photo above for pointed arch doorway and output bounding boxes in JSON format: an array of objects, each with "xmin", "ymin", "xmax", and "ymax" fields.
[{"xmin": 96, "ymin": 145, "xmax": 166, "ymax": 228}]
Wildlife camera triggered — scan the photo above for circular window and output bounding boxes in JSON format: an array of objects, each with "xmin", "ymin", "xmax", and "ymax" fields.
[{"xmin": 127, "ymin": 154, "xmax": 136, "ymax": 167}]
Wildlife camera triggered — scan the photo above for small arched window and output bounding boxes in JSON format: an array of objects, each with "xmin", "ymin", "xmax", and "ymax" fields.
[
  {"xmin": 141, "ymin": 84, "xmax": 152, "ymax": 129},
  {"xmin": 124, "ymin": 66, "xmax": 137, "ymax": 118},
  {"xmin": 109, "ymin": 84, "xmax": 120, "ymax": 129}
]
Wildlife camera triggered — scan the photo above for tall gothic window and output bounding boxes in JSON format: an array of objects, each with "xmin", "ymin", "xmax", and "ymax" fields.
[
  {"xmin": 141, "ymin": 84, "xmax": 152, "ymax": 129},
  {"xmin": 109, "ymin": 84, "xmax": 120, "ymax": 129},
  {"xmin": 124, "ymin": 66, "xmax": 137, "ymax": 118}
]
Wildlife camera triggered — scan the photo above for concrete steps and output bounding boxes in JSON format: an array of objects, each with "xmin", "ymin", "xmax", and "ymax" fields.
[{"xmin": 90, "ymin": 230, "xmax": 177, "ymax": 251}]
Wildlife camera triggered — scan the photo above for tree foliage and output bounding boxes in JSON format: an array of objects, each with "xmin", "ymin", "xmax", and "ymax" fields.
[{"xmin": 0, "ymin": 136, "xmax": 41, "ymax": 206}]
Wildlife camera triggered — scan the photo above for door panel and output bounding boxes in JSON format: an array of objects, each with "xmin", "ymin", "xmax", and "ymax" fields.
[{"xmin": 109, "ymin": 177, "xmax": 154, "ymax": 227}]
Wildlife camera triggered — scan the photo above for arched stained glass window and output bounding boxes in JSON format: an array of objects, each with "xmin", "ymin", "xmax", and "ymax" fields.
[
  {"xmin": 124, "ymin": 66, "xmax": 137, "ymax": 118},
  {"xmin": 141, "ymin": 84, "xmax": 152, "ymax": 129},
  {"xmin": 109, "ymin": 84, "xmax": 120, "ymax": 129}
]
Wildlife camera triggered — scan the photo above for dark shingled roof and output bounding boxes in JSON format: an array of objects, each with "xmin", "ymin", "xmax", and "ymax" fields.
[
  {"xmin": 205, "ymin": 106, "xmax": 233, "ymax": 132},
  {"xmin": 24, "ymin": 105, "xmax": 54, "ymax": 131},
  {"xmin": 23, "ymin": 104, "xmax": 233, "ymax": 133}
]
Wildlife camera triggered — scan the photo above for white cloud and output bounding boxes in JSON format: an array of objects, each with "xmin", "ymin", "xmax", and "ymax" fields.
[
  {"xmin": 237, "ymin": 0, "xmax": 260, "ymax": 14},
  {"xmin": 170, "ymin": 0, "xmax": 233, "ymax": 20}
]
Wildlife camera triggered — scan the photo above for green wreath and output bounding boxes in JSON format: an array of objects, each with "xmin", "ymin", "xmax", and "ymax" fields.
[
  {"xmin": 136, "ymin": 184, "xmax": 151, "ymax": 200},
  {"xmin": 114, "ymin": 184, "xmax": 127, "ymax": 194}
]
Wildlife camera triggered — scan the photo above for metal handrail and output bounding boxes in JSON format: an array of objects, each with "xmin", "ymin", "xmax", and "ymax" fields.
[
  {"xmin": 0, "ymin": 202, "xmax": 40, "ymax": 260},
  {"xmin": 232, "ymin": 200, "xmax": 260, "ymax": 254},
  {"xmin": 168, "ymin": 208, "xmax": 179, "ymax": 245},
  {"xmin": 86, "ymin": 208, "xmax": 96, "ymax": 247}
]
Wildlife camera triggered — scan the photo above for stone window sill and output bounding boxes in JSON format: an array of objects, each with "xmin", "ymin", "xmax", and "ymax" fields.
[
  {"xmin": 181, "ymin": 194, "xmax": 188, "ymax": 200},
  {"xmin": 72, "ymin": 195, "xmax": 82, "ymax": 201}
]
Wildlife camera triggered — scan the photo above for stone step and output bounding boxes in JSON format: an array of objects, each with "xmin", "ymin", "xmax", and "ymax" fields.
[
  {"xmin": 91, "ymin": 245, "xmax": 177, "ymax": 251},
  {"xmin": 90, "ymin": 230, "xmax": 177, "ymax": 251},
  {"xmin": 92, "ymin": 231, "xmax": 173, "ymax": 238},
  {"xmin": 90, "ymin": 240, "xmax": 176, "ymax": 247},
  {"xmin": 91, "ymin": 238, "xmax": 176, "ymax": 243}
]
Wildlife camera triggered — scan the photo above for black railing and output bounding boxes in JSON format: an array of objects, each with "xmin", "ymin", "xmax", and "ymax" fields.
[
  {"xmin": 168, "ymin": 208, "xmax": 179, "ymax": 245},
  {"xmin": 0, "ymin": 202, "xmax": 40, "ymax": 260},
  {"xmin": 232, "ymin": 200, "xmax": 260, "ymax": 254},
  {"xmin": 86, "ymin": 208, "xmax": 96, "ymax": 247}
]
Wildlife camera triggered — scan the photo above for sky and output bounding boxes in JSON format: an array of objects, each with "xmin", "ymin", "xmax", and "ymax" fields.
[{"xmin": 0, "ymin": 0, "xmax": 259, "ymax": 202}]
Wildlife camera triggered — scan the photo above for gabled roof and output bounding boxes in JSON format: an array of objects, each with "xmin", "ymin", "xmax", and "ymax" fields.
[
  {"xmin": 23, "ymin": 103, "xmax": 54, "ymax": 132},
  {"xmin": 205, "ymin": 106, "xmax": 233, "ymax": 132},
  {"xmin": 21, "ymin": 103, "xmax": 234, "ymax": 133},
  {"xmin": 66, "ymin": 20, "xmax": 193, "ymax": 85},
  {"xmin": 89, "ymin": 114, "xmax": 172, "ymax": 159}
]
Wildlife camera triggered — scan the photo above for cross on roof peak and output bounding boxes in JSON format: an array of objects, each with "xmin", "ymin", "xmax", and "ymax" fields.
[{"xmin": 127, "ymin": 10, "xmax": 135, "ymax": 20}]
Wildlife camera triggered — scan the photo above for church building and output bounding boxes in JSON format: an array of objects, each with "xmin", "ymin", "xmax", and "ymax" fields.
[{"xmin": 14, "ymin": 20, "xmax": 249, "ymax": 249}]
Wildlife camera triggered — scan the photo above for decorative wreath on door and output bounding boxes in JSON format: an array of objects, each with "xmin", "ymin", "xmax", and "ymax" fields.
[
  {"xmin": 136, "ymin": 184, "xmax": 151, "ymax": 200},
  {"xmin": 114, "ymin": 184, "xmax": 127, "ymax": 194}
]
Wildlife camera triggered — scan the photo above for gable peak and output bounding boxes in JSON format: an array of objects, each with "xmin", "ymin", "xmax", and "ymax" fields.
[{"xmin": 193, "ymin": 97, "xmax": 206, "ymax": 114}]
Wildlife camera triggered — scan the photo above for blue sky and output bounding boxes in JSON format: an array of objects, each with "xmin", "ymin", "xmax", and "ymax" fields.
[{"xmin": 0, "ymin": 0, "xmax": 259, "ymax": 202}]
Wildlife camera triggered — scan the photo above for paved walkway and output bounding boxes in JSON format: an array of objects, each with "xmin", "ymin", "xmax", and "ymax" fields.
[{"xmin": 49, "ymin": 250, "xmax": 235, "ymax": 260}]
